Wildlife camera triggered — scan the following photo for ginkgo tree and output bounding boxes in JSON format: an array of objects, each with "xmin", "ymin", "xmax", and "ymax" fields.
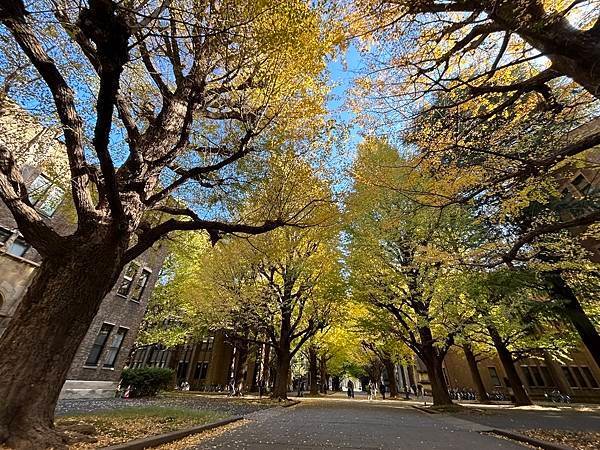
[
  {"xmin": 159, "ymin": 153, "xmax": 345, "ymax": 400},
  {"xmin": 346, "ymin": 138, "xmax": 484, "ymax": 406},
  {"xmin": 0, "ymin": 0, "xmax": 337, "ymax": 447}
]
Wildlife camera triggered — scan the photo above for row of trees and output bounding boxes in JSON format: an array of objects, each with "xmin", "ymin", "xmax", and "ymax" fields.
[{"xmin": 0, "ymin": 0, "xmax": 598, "ymax": 447}]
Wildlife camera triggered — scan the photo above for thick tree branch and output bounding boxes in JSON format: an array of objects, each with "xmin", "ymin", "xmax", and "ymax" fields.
[{"xmin": 0, "ymin": 0, "xmax": 96, "ymax": 221}]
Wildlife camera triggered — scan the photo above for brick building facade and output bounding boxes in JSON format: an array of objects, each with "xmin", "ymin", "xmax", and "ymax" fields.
[
  {"xmin": 130, "ymin": 332, "xmax": 270, "ymax": 392},
  {"xmin": 0, "ymin": 101, "xmax": 167, "ymax": 399}
]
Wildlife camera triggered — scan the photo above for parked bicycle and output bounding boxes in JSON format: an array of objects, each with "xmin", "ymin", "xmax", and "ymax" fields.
[{"xmin": 544, "ymin": 390, "xmax": 571, "ymax": 403}]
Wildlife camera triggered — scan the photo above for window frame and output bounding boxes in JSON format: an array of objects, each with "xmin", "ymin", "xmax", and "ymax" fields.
[
  {"xmin": 116, "ymin": 262, "xmax": 140, "ymax": 297},
  {"xmin": 85, "ymin": 323, "xmax": 114, "ymax": 367},
  {"xmin": 487, "ymin": 366, "xmax": 502, "ymax": 387},
  {"xmin": 103, "ymin": 326, "xmax": 129, "ymax": 368},
  {"xmin": 130, "ymin": 268, "xmax": 152, "ymax": 303},
  {"xmin": 28, "ymin": 173, "xmax": 65, "ymax": 217}
]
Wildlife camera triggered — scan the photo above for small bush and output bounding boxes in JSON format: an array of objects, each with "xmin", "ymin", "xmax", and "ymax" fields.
[{"xmin": 120, "ymin": 367, "xmax": 175, "ymax": 397}]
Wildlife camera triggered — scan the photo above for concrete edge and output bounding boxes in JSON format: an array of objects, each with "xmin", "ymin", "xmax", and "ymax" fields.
[
  {"xmin": 281, "ymin": 400, "xmax": 301, "ymax": 408},
  {"xmin": 411, "ymin": 405, "xmax": 439, "ymax": 414},
  {"xmin": 489, "ymin": 429, "xmax": 573, "ymax": 450},
  {"xmin": 100, "ymin": 416, "xmax": 244, "ymax": 450}
]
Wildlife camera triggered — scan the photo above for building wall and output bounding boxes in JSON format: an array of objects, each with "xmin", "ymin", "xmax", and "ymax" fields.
[
  {"xmin": 443, "ymin": 344, "xmax": 600, "ymax": 402},
  {"xmin": 0, "ymin": 102, "xmax": 167, "ymax": 398}
]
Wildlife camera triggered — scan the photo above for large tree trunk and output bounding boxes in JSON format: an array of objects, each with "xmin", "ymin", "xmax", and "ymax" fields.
[
  {"xmin": 0, "ymin": 239, "xmax": 124, "ymax": 449},
  {"xmin": 419, "ymin": 341, "xmax": 452, "ymax": 406},
  {"xmin": 462, "ymin": 345, "xmax": 489, "ymax": 403},
  {"xmin": 233, "ymin": 340, "xmax": 250, "ymax": 396},
  {"xmin": 423, "ymin": 353, "xmax": 453, "ymax": 406},
  {"xmin": 487, "ymin": 325, "xmax": 532, "ymax": 406},
  {"xmin": 544, "ymin": 271, "xmax": 600, "ymax": 369},
  {"xmin": 382, "ymin": 357, "xmax": 398, "ymax": 398},
  {"xmin": 308, "ymin": 345, "xmax": 319, "ymax": 395},
  {"xmin": 543, "ymin": 351, "xmax": 573, "ymax": 396},
  {"xmin": 319, "ymin": 356, "xmax": 328, "ymax": 394},
  {"xmin": 271, "ymin": 343, "xmax": 291, "ymax": 400}
]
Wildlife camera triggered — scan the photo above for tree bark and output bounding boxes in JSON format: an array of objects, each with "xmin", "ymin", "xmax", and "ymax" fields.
[
  {"xmin": 487, "ymin": 325, "xmax": 532, "ymax": 406},
  {"xmin": 489, "ymin": 4, "xmax": 600, "ymax": 99},
  {"xmin": 271, "ymin": 348, "xmax": 291, "ymax": 400},
  {"xmin": 544, "ymin": 271, "xmax": 600, "ymax": 369},
  {"xmin": 308, "ymin": 345, "xmax": 319, "ymax": 395},
  {"xmin": 462, "ymin": 345, "xmax": 490, "ymax": 403},
  {"xmin": 382, "ymin": 357, "xmax": 398, "ymax": 398},
  {"xmin": 319, "ymin": 356, "xmax": 328, "ymax": 394},
  {"xmin": 233, "ymin": 340, "xmax": 249, "ymax": 396},
  {"xmin": 0, "ymin": 238, "xmax": 124, "ymax": 449},
  {"xmin": 543, "ymin": 351, "xmax": 573, "ymax": 396},
  {"xmin": 421, "ymin": 350, "xmax": 453, "ymax": 406}
]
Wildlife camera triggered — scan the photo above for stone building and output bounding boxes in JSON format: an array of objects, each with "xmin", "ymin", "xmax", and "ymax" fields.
[
  {"xmin": 130, "ymin": 332, "xmax": 271, "ymax": 392},
  {"xmin": 0, "ymin": 101, "xmax": 167, "ymax": 399}
]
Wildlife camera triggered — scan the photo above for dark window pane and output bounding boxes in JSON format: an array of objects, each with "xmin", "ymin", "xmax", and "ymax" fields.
[
  {"xmin": 0, "ymin": 227, "xmax": 11, "ymax": 243},
  {"xmin": 540, "ymin": 366, "xmax": 556, "ymax": 387},
  {"xmin": 572, "ymin": 366, "xmax": 589, "ymax": 388},
  {"xmin": 581, "ymin": 367, "xmax": 599, "ymax": 388},
  {"xmin": 85, "ymin": 323, "xmax": 113, "ymax": 366},
  {"xmin": 131, "ymin": 269, "xmax": 151, "ymax": 302},
  {"xmin": 103, "ymin": 327, "xmax": 128, "ymax": 368},
  {"xmin": 530, "ymin": 366, "xmax": 546, "ymax": 387},
  {"xmin": 573, "ymin": 174, "xmax": 591, "ymax": 194},
  {"xmin": 521, "ymin": 366, "xmax": 536, "ymax": 387},
  {"xmin": 117, "ymin": 262, "xmax": 140, "ymax": 296},
  {"xmin": 562, "ymin": 366, "xmax": 578, "ymax": 387},
  {"xmin": 488, "ymin": 367, "xmax": 501, "ymax": 387}
]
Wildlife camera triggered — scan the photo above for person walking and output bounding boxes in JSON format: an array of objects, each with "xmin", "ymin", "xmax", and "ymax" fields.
[
  {"xmin": 347, "ymin": 379, "xmax": 354, "ymax": 398},
  {"xmin": 368, "ymin": 381, "xmax": 378, "ymax": 401},
  {"xmin": 380, "ymin": 381, "xmax": 386, "ymax": 400}
]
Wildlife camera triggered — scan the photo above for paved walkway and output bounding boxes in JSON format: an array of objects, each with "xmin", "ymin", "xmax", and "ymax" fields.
[{"xmin": 194, "ymin": 398, "xmax": 526, "ymax": 449}]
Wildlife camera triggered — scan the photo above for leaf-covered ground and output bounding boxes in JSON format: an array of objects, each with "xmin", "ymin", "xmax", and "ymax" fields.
[
  {"xmin": 57, "ymin": 406, "xmax": 228, "ymax": 449},
  {"xmin": 521, "ymin": 429, "xmax": 600, "ymax": 450}
]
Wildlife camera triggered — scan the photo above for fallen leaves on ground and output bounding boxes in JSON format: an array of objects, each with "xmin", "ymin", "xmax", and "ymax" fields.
[
  {"xmin": 56, "ymin": 407, "xmax": 227, "ymax": 449},
  {"xmin": 154, "ymin": 419, "xmax": 250, "ymax": 449},
  {"xmin": 521, "ymin": 429, "xmax": 600, "ymax": 450}
]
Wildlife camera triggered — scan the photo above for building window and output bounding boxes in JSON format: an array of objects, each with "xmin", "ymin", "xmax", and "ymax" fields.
[
  {"xmin": 581, "ymin": 366, "xmax": 599, "ymax": 389},
  {"xmin": 130, "ymin": 269, "xmax": 151, "ymax": 302},
  {"xmin": 561, "ymin": 366, "xmax": 578, "ymax": 388},
  {"xmin": 85, "ymin": 323, "xmax": 113, "ymax": 366},
  {"xmin": 488, "ymin": 367, "xmax": 502, "ymax": 387},
  {"xmin": 540, "ymin": 366, "xmax": 556, "ymax": 387},
  {"xmin": 572, "ymin": 174, "xmax": 592, "ymax": 195},
  {"xmin": 117, "ymin": 262, "xmax": 140, "ymax": 297},
  {"xmin": 194, "ymin": 361, "xmax": 209, "ymax": 380},
  {"xmin": 0, "ymin": 227, "xmax": 11, "ymax": 244},
  {"xmin": 28, "ymin": 173, "xmax": 64, "ymax": 217},
  {"xmin": 571, "ymin": 366, "xmax": 590, "ymax": 388},
  {"xmin": 103, "ymin": 327, "xmax": 128, "ymax": 368},
  {"xmin": 522, "ymin": 366, "xmax": 546, "ymax": 387},
  {"xmin": 6, "ymin": 237, "xmax": 30, "ymax": 257}
]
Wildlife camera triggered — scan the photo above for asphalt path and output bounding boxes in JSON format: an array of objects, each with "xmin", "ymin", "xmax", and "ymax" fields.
[{"xmin": 194, "ymin": 398, "xmax": 528, "ymax": 449}]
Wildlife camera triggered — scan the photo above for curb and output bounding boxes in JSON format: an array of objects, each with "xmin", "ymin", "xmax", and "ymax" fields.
[
  {"xmin": 281, "ymin": 400, "xmax": 301, "ymax": 408},
  {"xmin": 100, "ymin": 416, "xmax": 244, "ymax": 450},
  {"xmin": 411, "ymin": 405, "xmax": 439, "ymax": 414},
  {"xmin": 490, "ymin": 429, "xmax": 573, "ymax": 450}
]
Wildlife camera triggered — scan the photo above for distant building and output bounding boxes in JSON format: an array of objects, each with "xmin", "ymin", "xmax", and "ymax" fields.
[
  {"xmin": 0, "ymin": 100, "xmax": 167, "ymax": 399},
  {"xmin": 130, "ymin": 332, "xmax": 271, "ymax": 392}
]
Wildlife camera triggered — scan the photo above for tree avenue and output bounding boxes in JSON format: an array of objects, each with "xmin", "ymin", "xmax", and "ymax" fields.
[
  {"xmin": 0, "ymin": 0, "xmax": 599, "ymax": 447},
  {"xmin": 0, "ymin": 0, "xmax": 335, "ymax": 447}
]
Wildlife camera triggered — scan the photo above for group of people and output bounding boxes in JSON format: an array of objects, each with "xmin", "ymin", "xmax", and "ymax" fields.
[{"xmin": 346, "ymin": 380, "xmax": 388, "ymax": 400}]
